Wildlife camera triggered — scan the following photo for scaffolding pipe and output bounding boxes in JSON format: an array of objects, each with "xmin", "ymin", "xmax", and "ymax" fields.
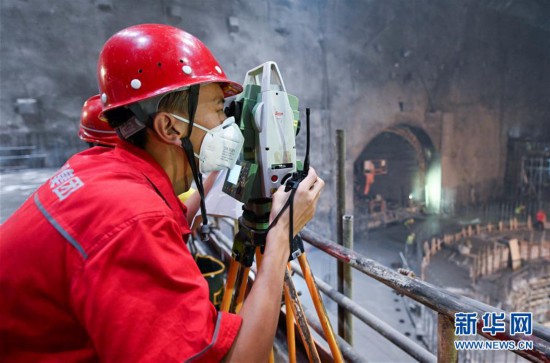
[
  {"xmin": 301, "ymin": 228, "xmax": 550, "ymax": 362},
  {"xmin": 342, "ymin": 215, "xmax": 354, "ymax": 345},
  {"xmin": 336, "ymin": 129, "xmax": 346, "ymax": 340},
  {"xmin": 438, "ymin": 313, "xmax": 458, "ymax": 362},
  {"xmin": 291, "ymin": 264, "xmax": 437, "ymax": 363}
]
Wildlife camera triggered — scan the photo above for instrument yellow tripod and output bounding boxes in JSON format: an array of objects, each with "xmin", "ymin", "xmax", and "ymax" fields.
[
  {"xmin": 218, "ymin": 61, "xmax": 339, "ymax": 361},
  {"xmin": 219, "ymin": 202, "xmax": 344, "ymax": 363}
]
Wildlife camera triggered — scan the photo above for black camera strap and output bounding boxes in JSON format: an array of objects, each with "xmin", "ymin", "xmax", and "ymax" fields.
[
  {"xmin": 181, "ymin": 85, "xmax": 210, "ymax": 241},
  {"xmin": 265, "ymin": 108, "xmax": 311, "ymax": 258},
  {"xmin": 265, "ymin": 189, "xmax": 295, "ymax": 247}
]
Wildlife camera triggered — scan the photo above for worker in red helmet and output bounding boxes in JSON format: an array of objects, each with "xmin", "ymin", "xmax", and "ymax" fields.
[
  {"xmin": 78, "ymin": 93, "xmax": 205, "ymax": 217},
  {"xmin": 78, "ymin": 94, "xmax": 119, "ymax": 147},
  {"xmin": 535, "ymin": 209, "xmax": 547, "ymax": 231},
  {"xmin": 78, "ymin": 93, "xmax": 226, "ymax": 310},
  {"xmin": 0, "ymin": 24, "xmax": 324, "ymax": 362}
]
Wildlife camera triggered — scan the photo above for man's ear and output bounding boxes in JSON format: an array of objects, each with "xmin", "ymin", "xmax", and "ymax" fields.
[{"xmin": 152, "ymin": 112, "xmax": 186, "ymax": 145}]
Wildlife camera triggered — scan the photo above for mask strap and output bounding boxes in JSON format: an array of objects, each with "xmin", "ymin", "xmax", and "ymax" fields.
[
  {"xmin": 171, "ymin": 113, "xmax": 210, "ymax": 133},
  {"xmin": 181, "ymin": 85, "xmax": 210, "ymax": 241}
]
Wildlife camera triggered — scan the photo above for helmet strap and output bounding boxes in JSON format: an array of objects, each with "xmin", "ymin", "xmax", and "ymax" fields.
[
  {"xmin": 115, "ymin": 116, "xmax": 146, "ymax": 140},
  {"xmin": 118, "ymin": 103, "xmax": 152, "ymax": 139},
  {"xmin": 128, "ymin": 103, "xmax": 153, "ymax": 127},
  {"xmin": 181, "ymin": 85, "xmax": 210, "ymax": 241},
  {"xmin": 186, "ymin": 85, "xmax": 200, "ymax": 138}
]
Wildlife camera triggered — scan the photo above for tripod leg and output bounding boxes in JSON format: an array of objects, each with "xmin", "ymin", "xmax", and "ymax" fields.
[
  {"xmin": 220, "ymin": 258, "xmax": 240, "ymax": 312},
  {"xmin": 234, "ymin": 266, "xmax": 250, "ymax": 313},
  {"xmin": 284, "ymin": 281, "xmax": 297, "ymax": 363},
  {"xmin": 298, "ymin": 253, "xmax": 344, "ymax": 363},
  {"xmin": 254, "ymin": 247, "xmax": 278, "ymax": 362},
  {"xmin": 255, "ymin": 246, "xmax": 263, "ymax": 266},
  {"xmin": 284, "ymin": 268, "xmax": 321, "ymax": 363}
]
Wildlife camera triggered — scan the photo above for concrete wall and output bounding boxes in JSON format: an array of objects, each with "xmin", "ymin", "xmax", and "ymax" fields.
[{"xmin": 1, "ymin": 0, "xmax": 549, "ymax": 238}]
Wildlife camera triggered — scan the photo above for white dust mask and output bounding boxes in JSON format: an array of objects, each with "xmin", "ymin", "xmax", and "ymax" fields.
[{"xmin": 171, "ymin": 114, "xmax": 244, "ymax": 173}]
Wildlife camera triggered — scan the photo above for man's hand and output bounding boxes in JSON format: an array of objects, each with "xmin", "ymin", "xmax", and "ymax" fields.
[
  {"xmin": 270, "ymin": 167, "xmax": 325, "ymax": 236},
  {"xmin": 225, "ymin": 167, "xmax": 325, "ymax": 363}
]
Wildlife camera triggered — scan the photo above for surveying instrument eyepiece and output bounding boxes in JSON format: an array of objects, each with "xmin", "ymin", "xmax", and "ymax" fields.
[{"xmin": 220, "ymin": 62, "xmax": 343, "ymax": 362}]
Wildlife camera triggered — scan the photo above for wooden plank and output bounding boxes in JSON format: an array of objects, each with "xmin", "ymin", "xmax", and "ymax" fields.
[{"xmin": 509, "ymin": 239, "xmax": 521, "ymax": 271}]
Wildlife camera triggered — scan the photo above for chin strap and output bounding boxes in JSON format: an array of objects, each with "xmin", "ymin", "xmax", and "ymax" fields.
[
  {"xmin": 125, "ymin": 86, "xmax": 209, "ymax": 241},
  {"xmin": 180, "ymin": 85, "xmax": 210, "ymax": 241}
]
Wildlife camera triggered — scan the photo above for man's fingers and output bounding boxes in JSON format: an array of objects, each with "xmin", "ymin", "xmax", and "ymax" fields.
[
  {"xmin": 302, "ymin": 167, "xmax": 318, "ymax": 186},
  {"xmin": 276, "ymin": 183, "xmax": 287, "ymax": 193},
  {"xmin": 308, "ymin": 176, "xmax": 325, "ymax": 196}
]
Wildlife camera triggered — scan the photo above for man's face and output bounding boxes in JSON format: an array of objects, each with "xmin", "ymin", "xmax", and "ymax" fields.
[
  {"xmin": 145, "ymin": 82, "xmax": 229, "ymax": 194},
  {"xmin": 168, "ymin": 83, "xmax": 227, "ymax": 193},
  {"xmin": 188, "ymin": 83, "xmax": 227, "ymax": 154}
]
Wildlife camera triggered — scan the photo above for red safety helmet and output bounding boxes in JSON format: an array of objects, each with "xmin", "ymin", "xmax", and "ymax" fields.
[
  {"xmin": 97, "ymin": 24, "xmax": 243, "ymax": 116},
  {"xmin": 79, "ymin": 94, "xmax": 119, "ymax": 146}
]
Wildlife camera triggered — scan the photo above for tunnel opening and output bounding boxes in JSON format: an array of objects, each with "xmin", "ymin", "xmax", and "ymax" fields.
[{"xmin": 354, "ymin": 124, "xmax": 439, "ymax": 231}]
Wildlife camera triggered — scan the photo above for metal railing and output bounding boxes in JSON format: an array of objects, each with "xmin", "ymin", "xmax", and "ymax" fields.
[
  {"xmin": 299, "ymin": 227, "xmax": 550, "ymax": 362},
  {"xmin": 209, "ymin": 218, "xmax": 550, "ymax": 362}
]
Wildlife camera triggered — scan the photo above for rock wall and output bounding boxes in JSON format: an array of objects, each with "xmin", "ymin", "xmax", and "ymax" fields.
[{"xmin": 1, "ymin": 0, "xmax": 549, "ymax": 238}]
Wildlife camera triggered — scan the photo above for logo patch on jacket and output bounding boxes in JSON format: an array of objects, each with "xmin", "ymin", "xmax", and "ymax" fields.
[{"xmin": 49, "ymin": 163, "xmax": 84, "ymax": 201}]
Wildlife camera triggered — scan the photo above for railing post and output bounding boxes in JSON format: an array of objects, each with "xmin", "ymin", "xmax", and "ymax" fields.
[
  {"xmin": 336, "ymin": 129, "xmax": 346, "ymax": 340},
  {"xmin": 437, "ymin": 313, "xmax": 458, "ymax": 363},
  {"xmin": 342, "ymin": 215, "xmax": 354, "ymax": 345}
]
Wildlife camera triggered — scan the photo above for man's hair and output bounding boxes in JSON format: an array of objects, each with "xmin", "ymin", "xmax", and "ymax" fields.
[
  {"xmin": 158, "ymin": 90, "xmax": 189, "ymax": 115},
  {"xmin": 105, "ymin": 90, "xmax": 189, "ymax": 149}
]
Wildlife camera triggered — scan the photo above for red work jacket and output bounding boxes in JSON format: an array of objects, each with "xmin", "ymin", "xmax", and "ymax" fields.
[{"xmin": 0, "ymin": 143, "xmax": 241, "ymax": 362}]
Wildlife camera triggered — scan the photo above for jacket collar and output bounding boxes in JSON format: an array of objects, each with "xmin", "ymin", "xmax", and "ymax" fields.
[{"xmin": 114, "ymin": 141, "xmax": 190, "ymax": 232}]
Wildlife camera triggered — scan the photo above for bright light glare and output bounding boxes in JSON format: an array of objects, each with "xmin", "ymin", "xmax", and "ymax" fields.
[{"xmin": 425, "ymin": 163, "xmax": 441, "ymax": 213}]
